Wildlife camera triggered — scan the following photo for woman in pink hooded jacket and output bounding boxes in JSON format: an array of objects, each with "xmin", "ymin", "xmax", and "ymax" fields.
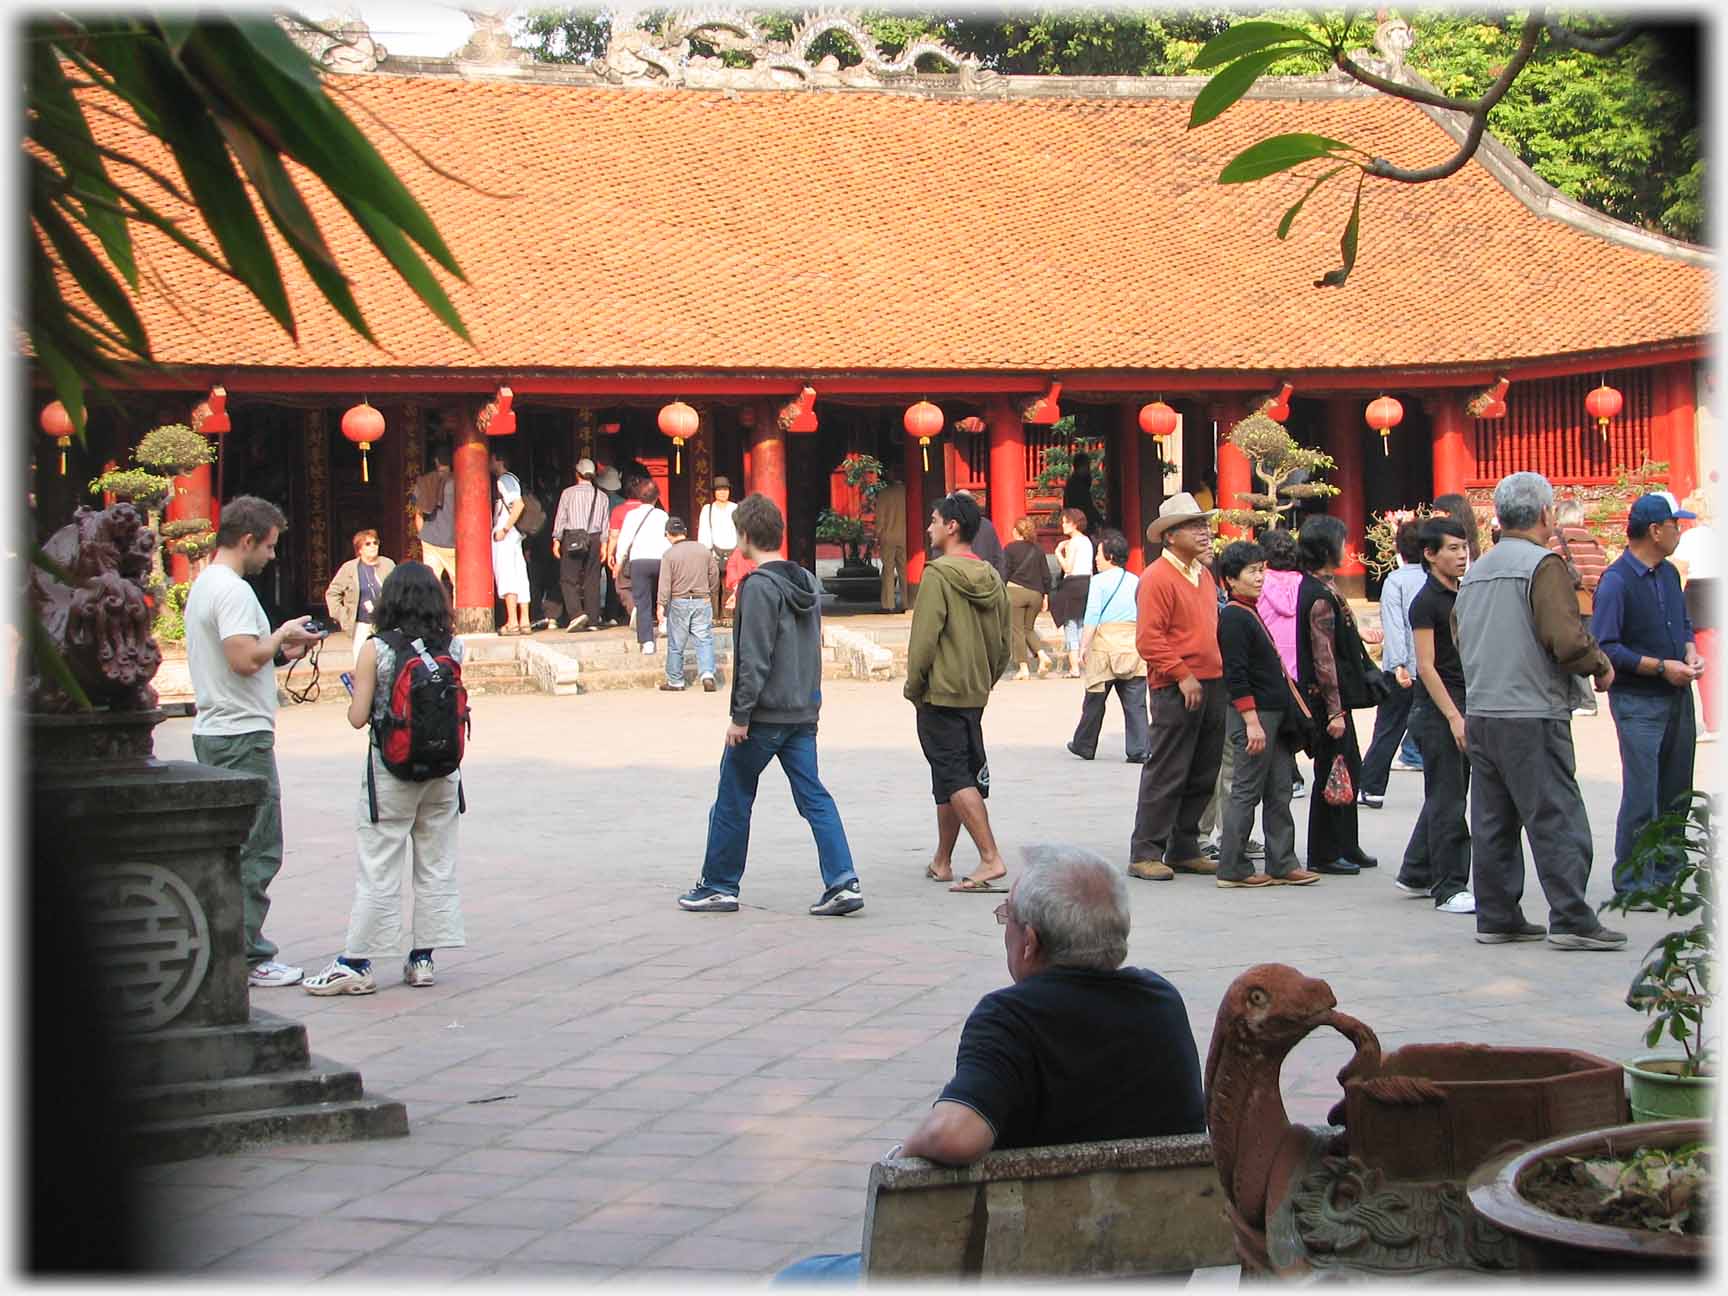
[{"xmin": 1255, "ymin": 527, "xmax": 1307, "ymax": 796}]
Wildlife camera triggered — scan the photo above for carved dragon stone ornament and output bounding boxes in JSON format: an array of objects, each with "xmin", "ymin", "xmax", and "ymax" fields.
[
  {"xmin": 277, "ymin": 12, "xmax": 389, "ymax": 73},
  {"xmin": 28, "ymin": 504, "xmax": 163, "ymax": 714},
  {"xmin": 593, "ymin": 9, "xmax": 998, "ymax": 92},
  {"xmin": 1205, "ymin": 963, "xmax": 1519, "ymax": 1277}
]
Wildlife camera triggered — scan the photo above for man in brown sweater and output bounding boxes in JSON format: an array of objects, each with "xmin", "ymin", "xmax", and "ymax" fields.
[
  {"xmin": 658, "ymin": 516, "xmax": 721, "ymax": 692},
  {"xmin": 1129, "ymin": 494, "xmax": 1225, "ymax": 882}
]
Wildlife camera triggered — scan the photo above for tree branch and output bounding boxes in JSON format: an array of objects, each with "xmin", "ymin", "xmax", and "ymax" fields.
[
  {"xmin": 1357, "ymin": 13, "xmax": 1546, "ymax": 184},
  {"xmin": 1544, "ymin": 20, "xmax": 1643, "ymax": 55}
]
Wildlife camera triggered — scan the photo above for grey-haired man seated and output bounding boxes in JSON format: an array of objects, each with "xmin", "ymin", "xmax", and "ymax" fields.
[{"xmin": 775, "ymin": 845, "xmax": 1206, "ymax": 1282}]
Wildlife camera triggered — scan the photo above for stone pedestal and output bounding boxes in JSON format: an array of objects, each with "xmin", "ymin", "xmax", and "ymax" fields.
[{"xmin": 31, "ymin": 710, "xmax": 407, "ymax": 1162}]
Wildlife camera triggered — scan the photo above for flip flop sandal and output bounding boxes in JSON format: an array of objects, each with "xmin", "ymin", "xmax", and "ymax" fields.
[
  {"xmin": 925, "ymin": 864, "xmax": 954, "ymax": 883},
  {"xmin": 949, "ymin": 876, "xmax": 1009, "ymax": 894}
]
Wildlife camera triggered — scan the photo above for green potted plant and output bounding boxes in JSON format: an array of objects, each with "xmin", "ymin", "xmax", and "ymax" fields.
[{"xmin": 1600, "ymin": 791, "xmax": 1715, "ymax": 1121}]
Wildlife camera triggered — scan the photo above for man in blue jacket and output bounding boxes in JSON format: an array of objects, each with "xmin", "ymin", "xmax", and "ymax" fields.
[
  {"xmin": 678, "ymin": 493, "xmax": 863, "ymax": 918},
  {"xmin": 1591, "ymin": 493, "xmax": 1703, "ymax": 900}
]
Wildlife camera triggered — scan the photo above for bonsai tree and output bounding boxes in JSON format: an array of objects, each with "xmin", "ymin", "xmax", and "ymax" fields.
[
  {"xmin": 1602, "ymin": 791, "xmax": 1715, "ymax": 1079},
  {"xmin": 826, "ymin": 452, "xmax": 887, "ymax": 573},
  {"xmin": 90, "ymin": 422, "xmax": 216, "ymax": 620},
  {"xmin": 1362, "ymin": 506, "xmax": 1437, "ymax": 580},
  {"xmin": 1216, "ymin": 412, "xmax": 1340, "ymax": 533}
]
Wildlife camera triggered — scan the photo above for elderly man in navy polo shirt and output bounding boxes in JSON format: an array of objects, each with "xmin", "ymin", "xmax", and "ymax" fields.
[{"xmin": 1591, "ymin": 493, "xmax": 1704, "ymax": 902}]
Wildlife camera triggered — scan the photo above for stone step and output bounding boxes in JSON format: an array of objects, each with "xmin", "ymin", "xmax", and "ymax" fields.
[
  {"xmin": 129, "ymin": 1095, "xmax": 409, "ymax": 1164},
  {"xmin": 121, "ymin": 1061, "xmax": 364, "ymax": 1124},
  {"xmin": 119, "ymin": 1014, "xmax": 311, "ymax": 1089},
  {"xmin": 461, "ymin": 660, "xmax": 530, "ymax": 679},
  {"xmin": 466, "ymin": 676, "xmax": 545, "ymax": 697}
]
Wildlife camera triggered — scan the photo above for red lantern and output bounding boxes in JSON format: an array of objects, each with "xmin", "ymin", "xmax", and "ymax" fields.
[
  {"xmin": 737, "ymin": 406, "xmax": 757, "ymax": 429},
  {"xmin": 1138, "ymin": 400, "xmax": 1179, "ymax": 446},
  {"xmin": 1365, "ymin": 394, "xmax": 1404, "ymax": 458},
  {"xmin": 1585, "ymin": 383, "xmax": 1623, "ymax": 440},
  {"xmin": 341, "ymin": 401, "xmax": 386, "ymax": 483},
  {"xmin": 599, "ymin": 421, "xmax": 621, "ymax": 436},
  {"xmin": 904, "ymin": 400, "xmax": 944, "ymax": 472},
  {"xmin": 40, "ymin": 400, "xmax": 73, "ymax": 476},
  {"xmin": 658, "ymin": 400, "xmax": 699, "ymax": 473}
]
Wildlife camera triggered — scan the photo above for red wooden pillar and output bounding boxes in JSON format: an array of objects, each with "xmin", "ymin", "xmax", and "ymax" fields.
[
  {"xmin": 1325, "ymin": 397, "xmax": 1367, "ymax": 579},
  {"xmin": 1116, "ymin": 402, "xmax": 1144, "ymax": 571},
  {"xmin": 1430, "ymin": 395, "xmax": 1472, "ymax": 500},
  {"xmin": 905, "ymin": 426, "xmax": 928, "ymax": 594},
  {"xmin": 452, "ymin": 404, "xmax": 494, "ymax": 633},
  {"xmin": 748, "ymin": 399, "xmax": 788, "ymax": 548},
  {"xmin": 1216, "ymin": 397, "xmax": 1253, "ymax": 539},
  {"xmin": 985, "ymin": 396, "xmax": 1025, "ymax": 537},
  {"xmin": 165, "ymin": 462, "xmax": 213, "ymax": 584},
  {"xmin": 1655, "ymin": 362, "xmax": 1698, "ymax": 501}
]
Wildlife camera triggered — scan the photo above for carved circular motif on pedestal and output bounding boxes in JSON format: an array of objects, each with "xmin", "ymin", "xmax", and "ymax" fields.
[{"xmin": 82, "ymin": 864, "xmax": 211, "ymax": 1032}]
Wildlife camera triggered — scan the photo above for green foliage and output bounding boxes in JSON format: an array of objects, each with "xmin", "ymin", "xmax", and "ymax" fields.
[
  {"xmin": 1601, "ymin": 792, "xmax": 1715, "ymax": 1079},
  {"xmin": 839, "ymin": 452, "xmax": 889, "ymax": 508},
  {"xmin": 815, "ymin": 508, "xmax": 867, "ymax": 547},
  {"xmin": 1582, "ymin": 459, "xmax": 1671, "ymax": 555},
  {"xmin": 517, "ymin": 7, "xmax": 612, "ymax": 62},
  {"xmin": 27, "ymin": 14, "xmax": 469, "ymax": 433},
  {"xmin": 1225, "ymin": 413, "xmax": 1338, "ymax": 530},
  {"xmin": 90, "ymin": 467, "xmax": 172, "ymax": 508},
  {"xmin": 1034, "ymin": 422, "xmax": 1107, "ymax": 520},
  {"xmin": 1363, "ymin": 506, "xmax": 1436, "ymax": 580},
  {"xmin": 152, "ymin": 580, "xmax": 191, "ymax": 642},
  {"xmin": 134, "ymin": 422, "xmax": 213, "ymax": 474}
]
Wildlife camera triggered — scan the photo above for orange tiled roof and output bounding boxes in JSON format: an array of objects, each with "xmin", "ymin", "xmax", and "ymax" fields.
[{"xmin": 82, "ymin": 74, "xmax": 1713, "ymax": 375}]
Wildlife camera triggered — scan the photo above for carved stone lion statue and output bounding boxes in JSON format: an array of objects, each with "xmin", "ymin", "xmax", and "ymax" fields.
[{"xmin": 28, "ymin": 504, "xmax": 163, "ymax": 714}]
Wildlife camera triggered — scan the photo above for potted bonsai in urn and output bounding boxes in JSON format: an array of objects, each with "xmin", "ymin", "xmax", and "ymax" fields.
[{"xmin": 1601, "ymin": 791, "xmax": 1715, "ymax": 1121}]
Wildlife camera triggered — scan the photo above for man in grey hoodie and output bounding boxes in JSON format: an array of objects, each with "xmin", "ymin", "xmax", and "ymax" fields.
[{"xmin": 679, "ymin": 494, "xmax": 863, "ymax": 917}]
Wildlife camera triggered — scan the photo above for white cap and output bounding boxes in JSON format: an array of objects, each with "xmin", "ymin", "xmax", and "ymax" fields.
[{"xmin": 576, "ymin": 457, "xmax": 596, "ymax": 476}]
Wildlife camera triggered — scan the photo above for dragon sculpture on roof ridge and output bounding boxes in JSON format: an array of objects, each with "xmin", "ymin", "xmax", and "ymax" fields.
[{"xmin": 595, "ymin": 7, "xmax": 997, "ymax": 92}]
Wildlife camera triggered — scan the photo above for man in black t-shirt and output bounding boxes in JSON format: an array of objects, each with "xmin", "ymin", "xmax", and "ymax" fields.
[
  {"xmin": 1397, "ymin": 517, "xmax": 1475, "ymax": 912},
  {"xmin": 774, "ymin": 845, "xmax": 1206, "ymax": 1282}
]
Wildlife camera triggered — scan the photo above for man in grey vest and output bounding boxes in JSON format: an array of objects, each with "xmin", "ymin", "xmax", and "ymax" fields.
[{"xmin": 1455, "ymin": 472, "xmax": 1625, "ymax": 951}]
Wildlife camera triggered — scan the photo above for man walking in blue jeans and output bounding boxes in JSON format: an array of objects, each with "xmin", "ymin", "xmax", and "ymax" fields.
[
  {"xmin": 678, "ymin": 493, "xmax": 863, "ymax": 917},
  {"xmin": 1591, "ymin": 493, "xmax": 1703, "ymax": 903}
]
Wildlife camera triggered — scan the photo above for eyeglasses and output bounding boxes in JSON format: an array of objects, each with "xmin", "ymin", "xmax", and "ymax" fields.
[{"xmin": 994, "ymin": 902, "xmax": 1012, "ymax": 926}]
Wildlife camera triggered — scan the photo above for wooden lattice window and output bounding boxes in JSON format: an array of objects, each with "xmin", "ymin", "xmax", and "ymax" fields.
[{"xmin": 1468, "ymin": 368, "xmax": 1654, "ymax": 487}]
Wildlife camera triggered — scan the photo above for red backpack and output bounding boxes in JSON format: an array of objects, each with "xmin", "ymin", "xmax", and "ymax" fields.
[{"xmin": 367, "ymin": 631, "xmax": 471, "ymax": 823}]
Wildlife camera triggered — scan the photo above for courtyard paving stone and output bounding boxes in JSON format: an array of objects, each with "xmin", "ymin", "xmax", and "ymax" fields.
[{"xmin": 141, "ymin": 679, "xmax": 1717, "ymax": 1280}]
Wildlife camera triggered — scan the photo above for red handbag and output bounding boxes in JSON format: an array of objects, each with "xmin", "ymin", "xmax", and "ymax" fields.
[{"xmin": 1322, "ymin": 754, "xmax": 1355, "ymax": 806}]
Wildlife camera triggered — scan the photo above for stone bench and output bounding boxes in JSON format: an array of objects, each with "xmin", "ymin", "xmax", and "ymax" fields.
[{"xmin": 860, "ymin": 1132, "xmax": 1235, "ymax": 1279}]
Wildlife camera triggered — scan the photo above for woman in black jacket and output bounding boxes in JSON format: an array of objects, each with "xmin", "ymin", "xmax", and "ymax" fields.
[
  {"xmin": 1294, "ymin": 516, "xmax": 1378, "ymax": 875},
  {"xmin": 1002, "ymin": 516, "xmax": 1054, "ymax": 680}
]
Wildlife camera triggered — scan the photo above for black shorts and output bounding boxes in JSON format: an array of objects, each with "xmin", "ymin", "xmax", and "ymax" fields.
[{"xmin": 916, "ymin": 703, "xmax": 990, "ymax": 804}]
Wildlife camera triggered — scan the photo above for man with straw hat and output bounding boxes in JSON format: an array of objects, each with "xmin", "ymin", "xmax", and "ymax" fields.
[{"xmin": 1128, "ymin": 493, "xmax": 1226, "ymax": 883}]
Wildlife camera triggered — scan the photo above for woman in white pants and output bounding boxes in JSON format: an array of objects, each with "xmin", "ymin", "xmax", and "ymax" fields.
[
  {"xmin": 490, "ymin": 450, "xmax": 532, "ymax": 634},
  {"xmin": 304, "ymin": 562, "xmax": 466, "ymax": 994}
]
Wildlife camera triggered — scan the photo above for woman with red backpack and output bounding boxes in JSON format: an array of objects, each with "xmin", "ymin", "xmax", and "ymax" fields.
[{"xmin": 304, "ymin": 562, "xmax": 469, "ymax": 995}]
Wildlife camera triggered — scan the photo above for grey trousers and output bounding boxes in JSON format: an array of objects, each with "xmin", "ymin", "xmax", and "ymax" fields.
[
  {"xmin": 192, "ymin": 730, "xmax": 283, "ymax": 965},
  {"xmin": 1130, "ymin": 678, "xmax": 1226, "ymax": 865},
  {"xmin": 1198, "ymin": 726, "xmax": 1238, "ymax": 838},
  {"xmin": 1465, "ymin": 715, "xmax": 1598, "ymax": 937},
  {"xmin": 1218, "ymin": 709, "xmax": 1299, "ymax": 880}
]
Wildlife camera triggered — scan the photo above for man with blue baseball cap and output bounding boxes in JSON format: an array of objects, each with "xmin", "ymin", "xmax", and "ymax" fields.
[{"xmin": 1590, "ymin": 491, "xmax": 1702, "ymax": 905}]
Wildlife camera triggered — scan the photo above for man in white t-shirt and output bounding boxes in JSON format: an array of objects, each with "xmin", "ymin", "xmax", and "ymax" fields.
[
  {"xmin": 698, "ymin": 476, "xmax": 739, "ymax": 620},
  {"xmin": 184, "ymin": 495, "xmax": 324, "ymax": 988}
]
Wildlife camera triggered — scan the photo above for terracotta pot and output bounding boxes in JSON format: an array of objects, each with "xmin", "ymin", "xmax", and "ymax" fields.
[
  {"xmin": 1466, "ymin": 1119, "xmax": 1709, "ymax": 1273},
  {"xmin": 1624, "ymin": 1054, "xmax": 1715, "ymax": 1123}
]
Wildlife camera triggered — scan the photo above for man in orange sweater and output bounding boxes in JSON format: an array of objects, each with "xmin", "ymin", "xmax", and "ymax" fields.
[{"xmin": 1129, "ymin": 494, "xmax": 1225, "ymax": 882}]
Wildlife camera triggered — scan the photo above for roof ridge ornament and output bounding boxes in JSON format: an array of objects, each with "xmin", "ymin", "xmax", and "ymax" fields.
[
  {"xmin": 278, "ymin": 12, "xmax": 389, "ymax": 74},
  {"xmin": 594, "ymin": 8, "xmax": 996, "ymax": 92},
  {"xmin": 453, "ymin": 5, "xmax": 533, "ymax": 74}
]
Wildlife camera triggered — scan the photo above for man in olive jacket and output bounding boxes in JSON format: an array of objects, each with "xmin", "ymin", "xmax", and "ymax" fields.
[{"xmin": 907, "ymin": 492, "xmax": 1012, "ymax": 894}]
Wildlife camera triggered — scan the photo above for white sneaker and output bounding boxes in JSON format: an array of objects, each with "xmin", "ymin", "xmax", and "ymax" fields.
[
  {"xmin": 642, "ymin": 641, "xmax": 657, "ymax": 655},
  {"xmin": 248, "ymin": 960, "xmax": 303, "ymax": 988},
  {"xmin": 1700, "ymin": 730, "xmax": 1718, "ymax": 744},
  {"xmin": 1391, "ymin": 758, "xmax": 1422, "ymax": 772},
  {"xmin": 302, "ymin": 960, "xmax": 376, "ymax": 996},
  {"xmin": 1437, "ymin": 891, "xmax": 1477, "ymax": 915},
  {"xmin": 1393, "ymin": 880, "xmax": 1428, "ymax": 898}
]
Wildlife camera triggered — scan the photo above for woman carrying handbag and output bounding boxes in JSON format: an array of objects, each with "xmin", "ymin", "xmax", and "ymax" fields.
[{"xmin": 1294, "ymin": 516, "xmax": 1380, "ymax": 876}]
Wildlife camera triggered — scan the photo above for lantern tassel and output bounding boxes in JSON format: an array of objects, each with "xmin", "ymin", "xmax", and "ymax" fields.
[
  {"xmin": 921, "ymin": 440, "xmax": 930, "ymax": 472},
  {"xmin": 59, "ymin": 445, "xmax": 67, "ymax": 476},
  {"xmin": 1382, "ymin": 434, "xmax": 1389, "ymax": 458},
  {"xmin": 361, "ymin": 445, "xmax": 370, "ymax": 483}
]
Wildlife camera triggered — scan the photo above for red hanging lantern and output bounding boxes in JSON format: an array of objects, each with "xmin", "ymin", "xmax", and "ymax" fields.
[
  {"xmin": 1138, "ymin": 400, "xmax": 1179, "ymax": 447},
  {"xmin": 39, "ymin": 400, "xmax": 73, "ymax": 476},
  {"xmin": 340, "ymin": 401, "xmax": 386, "ymax": 483},
  {"xmin": 1365, "ymin": 395, "xmax": 1404, "ymax": 458},
  {"xmin": 1585, "ymin": 382, "xmax": 1623, "ymax": 440},
  {"xmin": 599, "ymin": 421, "xmax": 621, "ymax": 436},
  {"xmin": 904, "ymin": 400, "xmax": 944, "ymax": 472},
  {"xmin": 658, "ymin": 400, "xmax": 699, "ymax": 473},
  {"xmin": 736, "ymin": 405, "xmax": 757, "ymax": 429}
]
